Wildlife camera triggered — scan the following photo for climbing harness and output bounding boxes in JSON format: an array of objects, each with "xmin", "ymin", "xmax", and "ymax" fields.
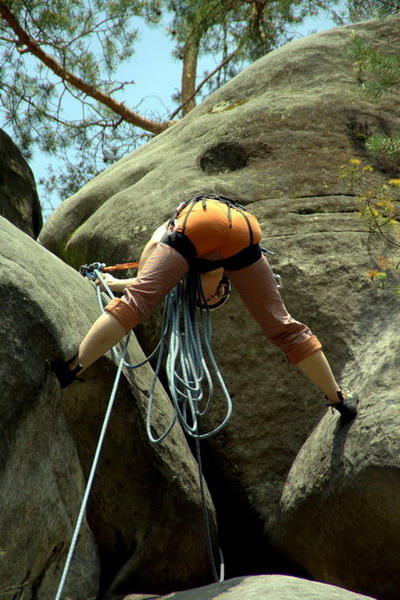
[
  {"xmin": 165, "ymin": 195, "xmax": 262, "ymax": 274},
  {"xmin": 164, "ymin": 196, "xmax": 283, "ymax": 290},
  {"xmin": 199, "ymin": 272, "xmax": 232, "ymax": 311},
  {"xmin": 54, "ymin": 260, "xmax": 229, "ymax": 599}
]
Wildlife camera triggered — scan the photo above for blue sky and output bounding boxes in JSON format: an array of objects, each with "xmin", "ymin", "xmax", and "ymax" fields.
[{"xmin": 25, "ymin": 7, "xmax": 345, "ymax": 217}]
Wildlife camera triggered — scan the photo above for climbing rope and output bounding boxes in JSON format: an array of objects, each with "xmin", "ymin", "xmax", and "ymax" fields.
[
  {"xmin": 82, "ymin": 262, "xmax": 233, "ymax": 440},
  {"xmin": 145, "ymin": 268, "xmax": 233, "ymax": 443},
  {"xmin": 54, "ymin": 261, "xmax": 229, "ymax": 599},
  {"xmin": 54, "ymin": 338, "xmax": 129, "ymax": 600}
]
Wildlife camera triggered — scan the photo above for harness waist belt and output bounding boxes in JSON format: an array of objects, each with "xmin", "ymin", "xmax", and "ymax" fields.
[{"xmin": 163, "ymin": 230, "xmax": 262, "ymax": 272}]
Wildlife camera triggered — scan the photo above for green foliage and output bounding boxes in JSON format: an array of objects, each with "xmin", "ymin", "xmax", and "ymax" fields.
[
  {"xmin": 339, "ymin": 158, "xmax": 400, "ymax": 297},
  {"xmin": 347, "ymin": 29, "xmax": 400, "ymax": 160},
  {"xmin": 0, "ymin": 0, "xmax": 162, "ymax": 214},
  {"xmin": 366, "ymin": 134, "xmax": 400, "ymax": 157},
  {"xmin": 346, "ymin": 0, "xmax": 400, "ymax": 21},
  {"xmin": 349, "ymin": 34, "xmax": 400, "ymax": 99}
]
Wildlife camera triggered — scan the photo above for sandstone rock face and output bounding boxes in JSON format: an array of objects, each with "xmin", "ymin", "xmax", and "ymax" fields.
[
  {"xmin": 123, "ymin": 574, "xmax": 378, "ymax": 600},
  {"xmin": 0, "ymin": 216, "xmax": 217, "ymax": 597},
  {"xmin": 0, "ymin": 129, "xmax": 42, "ymax": 237},
  {"xmin": 33, "ymin": 14, "xmax": 400, "ymax": 600},
  {"xmin": 0, "ymin": 218, "xmax": 98, "ymax": 599},
  {"xmin": 0, "ymin": 375, "xmax": 99, "ymax": 600},
  {"xmin": 273, "ymin": 390, "xmax": 400, "ymax": 600}
]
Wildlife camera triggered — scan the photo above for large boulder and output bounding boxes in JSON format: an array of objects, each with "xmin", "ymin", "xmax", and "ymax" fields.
[
  {"xmin": 37, "ymin": 15, "xmax": 400, "ymax": 600},
  {"xmin": 0, "ymin": 129, "xmax": 42, "ymax": 237},
  {"xmin": 273, "ymin": 380, "xmax": 400, "ymax": 599},
  {"xmin": 0, "ymin": 216, "xmax": 217, "ymax": 598},
  {"xmin": 123, "ymin": 574, "xmax": 378, "ymax": 600},
  {"xmin": 0, "ymin": 218, "xmax": 98, "ymax": 599}
]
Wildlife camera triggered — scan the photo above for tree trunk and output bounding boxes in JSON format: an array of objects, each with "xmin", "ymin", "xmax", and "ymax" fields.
[{"xmin": 181, "ymin": 37, "xmax": 200, "ymax": 116}]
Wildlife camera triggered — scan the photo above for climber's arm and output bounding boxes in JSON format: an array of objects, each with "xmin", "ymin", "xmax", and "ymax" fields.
[
  {"xmin": 73, "ymin": 312, "xmax": 126, "ymax": 372},
  {"xmin": 95, "ymin": 272, "xmax": 137, "ymax": 293},
  {"xmin": 94, "ymin": 223, "xmax": 168, "ymax": 291},
  {"xmin": 71, "ymin": 224, "xmax": 168, "ymax": 372},
  {"xmin": 54, "ymin": 222, "xmax": 170, "ymax": 387}
]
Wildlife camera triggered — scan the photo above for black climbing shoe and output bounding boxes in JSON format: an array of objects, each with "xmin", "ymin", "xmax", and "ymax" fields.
[{"xmin": 326, "ymin": 390, "xmax": 359, "ymax": 422}]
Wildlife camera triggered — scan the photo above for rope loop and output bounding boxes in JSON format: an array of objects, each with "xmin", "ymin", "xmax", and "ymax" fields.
[{"xmin": 92, "ymin": 266, "xmax": 233, "ymax": 441}]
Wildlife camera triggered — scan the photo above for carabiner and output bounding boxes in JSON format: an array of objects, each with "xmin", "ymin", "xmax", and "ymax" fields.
[{"xmin": 79, "ymin": 262, "xmax": 106, "ymax": 279}]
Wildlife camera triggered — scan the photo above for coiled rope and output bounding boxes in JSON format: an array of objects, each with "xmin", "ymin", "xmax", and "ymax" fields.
[{"xmin": 54, "ymin": 265, "xmax": 229, "ymax": 599}]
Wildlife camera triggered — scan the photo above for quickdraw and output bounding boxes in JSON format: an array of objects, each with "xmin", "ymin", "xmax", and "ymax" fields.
[{"xmin": 79, "ymin": 261, "xmax": 139, "ymax": 279}]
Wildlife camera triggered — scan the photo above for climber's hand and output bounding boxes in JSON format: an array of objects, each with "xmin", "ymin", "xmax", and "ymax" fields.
[
  {"xmin": 51, "ymin": 355, "xmax": 84, "ymax": 389},
  {"xmin": 95, "ymin": 273, "xmax": 137, "ymax": 293},
  {"xmin": 95, "ymin": 272, "xmax": 120, "ymax": 292}
]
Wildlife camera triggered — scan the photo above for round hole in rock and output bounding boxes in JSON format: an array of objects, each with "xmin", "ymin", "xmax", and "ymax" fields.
[{"xmin": 199, "ymin": 142, "xmax": 248, "ymax": 174}]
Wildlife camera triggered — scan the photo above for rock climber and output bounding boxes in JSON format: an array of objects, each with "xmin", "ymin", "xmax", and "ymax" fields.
[{"xmin": 53, "ymin": 195, "xmax": 359, "ymax": 421}]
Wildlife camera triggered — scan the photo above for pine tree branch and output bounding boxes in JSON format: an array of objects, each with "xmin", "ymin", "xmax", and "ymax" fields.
[
  {"xmin": 0, "ymin": 1, "xmax": 173, "ymax": 135},
  {"xmin": 375, "ymin": 0, "xmax": 400, "ymax": 11}
]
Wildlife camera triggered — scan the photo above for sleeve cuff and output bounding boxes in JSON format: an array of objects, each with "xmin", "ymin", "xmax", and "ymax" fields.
[
  {"xmin": 285, "ymin": 335, "xmax": 322, "ymax": 365},
  {"xmin": 104, "ymin": 297, "xmax": 136, "ymax": 334}
]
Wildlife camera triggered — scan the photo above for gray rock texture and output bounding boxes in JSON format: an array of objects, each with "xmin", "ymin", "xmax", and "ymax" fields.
[
  {"xmin": 38, "ymin": 17, "xmax": 399, "ymax": 265},
  {"xmin": 0, "ymin": 216, "xmax": 216, "ymax": 597},
  {"xmin": 0, "ymin": 218, "xmax": 99, "ymax": 599},
  {"xmin": 0, "ymin": 129, "xmax": 42, "ymax": 237},
  {"xmin": 273, "ymin": 388, "xmax": 400, "ymax": 600}
]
